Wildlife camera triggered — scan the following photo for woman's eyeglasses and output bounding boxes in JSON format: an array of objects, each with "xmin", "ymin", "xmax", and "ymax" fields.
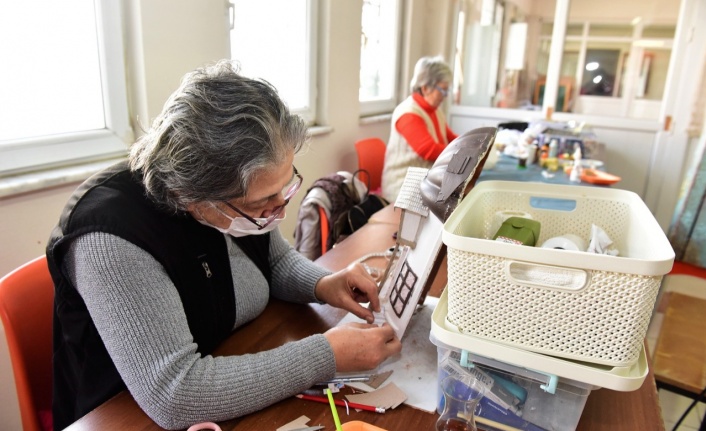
[
  {"xmin": 435, "ymin": 86, "xmax": 449, "ymax": 97},
  {"xmin": 222, "ymin": 166, "xmax": 303, "ymax": 230}
]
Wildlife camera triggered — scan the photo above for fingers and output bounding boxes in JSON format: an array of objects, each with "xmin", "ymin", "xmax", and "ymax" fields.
[
  {"xmin": 325, "ymin": 324, "xmax": 402, "ymax": 372},
  {"xmin": 347, "ymin": 263, "xmax": 381, "ymax": 312},
  {"xmin": 339, "ymin": 321, "xmax": 377, "ymax": 329},
  {"xmin": 349, "ymin": 306, "xmax": 376, "ymax": 324}
]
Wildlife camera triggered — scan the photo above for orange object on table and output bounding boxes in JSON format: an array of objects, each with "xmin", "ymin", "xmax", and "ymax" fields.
[
  {"xmin": 564, "ymin": 167, "xmax": 621, "ymax": 185},
  {"xmin": 579, "ymin": 168, "xmax": 621, "ymax": 185},
  {"xmin": 342, "ymin": 421, "xmax": 388, "ymax": 431}
]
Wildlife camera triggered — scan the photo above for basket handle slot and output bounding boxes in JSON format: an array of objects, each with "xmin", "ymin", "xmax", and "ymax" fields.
[
  {"xmin": 529, "ymin": 196, "xmax": 577, "ymax": 211},
  {"xmin": 505, "ymin": 261, "xmax": 589, "ymax": 291}
]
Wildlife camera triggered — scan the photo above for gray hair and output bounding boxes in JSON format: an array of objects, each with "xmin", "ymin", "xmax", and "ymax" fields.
[
  {"xmin": 409, "ymin": 56, "xmax": 452, "ymax": 93},
  {"xmin": 129, "ymin": 59, "xmax": 308, "ymax": 212}
]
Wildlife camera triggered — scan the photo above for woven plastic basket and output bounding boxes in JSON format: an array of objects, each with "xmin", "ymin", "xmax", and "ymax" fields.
[{"xmin": 442, "ymin": 181, "xmax": 674, "ymax": 367}]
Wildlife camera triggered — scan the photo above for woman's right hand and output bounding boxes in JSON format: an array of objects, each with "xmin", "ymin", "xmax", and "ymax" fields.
[{"xmin": 323, "ymin": 322, "xmax": 402, "ymax": 372}]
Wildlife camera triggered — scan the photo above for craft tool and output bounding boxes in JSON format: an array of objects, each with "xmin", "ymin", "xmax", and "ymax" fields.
[{"xmin": 326, "ymin": 388, "xmax": 343, "ymax": 431}]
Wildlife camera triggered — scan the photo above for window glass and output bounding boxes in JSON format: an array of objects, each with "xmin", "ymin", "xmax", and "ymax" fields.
[
  {"xmin": 580, "ymin": 48, "xmax": 624, "ymax": 96},
  {"xmin": 0, "ymin": 1, "xmax": 104, "ymax": 141},
  {"xmin": 359, "ymin": 0, "xmax": 401, "ymax": 116},
  {"xmin": 637, "ymin": 49, "xmax": 671, "ymax": 100},
  {"xmin": 230, "ymin": 0, "xmax": 316, "ymax": 123},
  {"xmin": 0, "ymin": 0, "xmax": 130, "ymax": 176}
]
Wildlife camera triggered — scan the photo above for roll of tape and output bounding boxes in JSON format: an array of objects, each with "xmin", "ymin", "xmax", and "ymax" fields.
[{"xmin": 541, "ymin": 234, "xmax": 587, "ymax": 251}]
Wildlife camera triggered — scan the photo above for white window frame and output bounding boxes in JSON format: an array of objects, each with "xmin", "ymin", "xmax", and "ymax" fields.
[
  {"xmin": 227, "ymin": 0, "xmax": 318, "ymax": 125},
  {"xmin": 359, "ymin": 0, "xmax": 403, "ymax": 117},
  {"xmin": 0, "ymin": 0, "xmax": 132, "ymax": 177}
]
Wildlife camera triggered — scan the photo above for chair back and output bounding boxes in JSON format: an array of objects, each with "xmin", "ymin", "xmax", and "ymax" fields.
[
  {"xmin": 354, "ymin": 137, "xmax": 386, "ymax": 194},
  {"xmin": 0, "ymin": 256, "xmax": 54, "ymax": 431}
]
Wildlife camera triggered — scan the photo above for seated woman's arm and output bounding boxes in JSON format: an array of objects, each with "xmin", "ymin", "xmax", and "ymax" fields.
[
  {"xmin": 396, "ymin": 113, "xmax": 447, "ymax": 160},
  {"xmin": 267, "ymin": 228, "xmax": 330, "ymax": 303},
  {"xmin": 267, "ymin": 230, "xmax": 380, "ymax": 325},
  {"xmin": 65, "ymin": 232, "xmax": 336, "ymax": 430},
  {"xmin": 446, "ymin": 125, "xmax": 458, "ymax": 142}
]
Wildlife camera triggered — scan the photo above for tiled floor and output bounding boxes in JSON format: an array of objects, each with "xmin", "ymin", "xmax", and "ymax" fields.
[{"xmin": 646, "ymin": 274, "xmax": 706, "ymax": 431}]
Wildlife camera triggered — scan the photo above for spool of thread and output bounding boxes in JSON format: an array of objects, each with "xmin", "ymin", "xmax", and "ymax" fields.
[{"xmin": 540, "ymin": 234, "xmax": 587, "ymax": 251}]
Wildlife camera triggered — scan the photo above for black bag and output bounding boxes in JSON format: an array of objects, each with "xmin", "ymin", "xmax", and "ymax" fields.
[{"xmin": 332, "ymin": 169, "xmax": 389, "ymax": 243}]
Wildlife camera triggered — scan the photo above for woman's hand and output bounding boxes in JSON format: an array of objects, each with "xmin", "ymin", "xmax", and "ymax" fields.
[
  {"xmin": 324, "ymin": 322, "xmax": 402, "ymax": 371},
  {"xmin": 315, "ymin": 262, "xmax": 381, "ymax": 323}
]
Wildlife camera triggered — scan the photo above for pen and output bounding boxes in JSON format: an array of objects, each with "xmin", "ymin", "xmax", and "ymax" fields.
[
  {"xmin": 296, "ymin": 393, "xmax": 386, "ymax": 414},
  {"xmin": 316, "ymin": 375, "xmax": 371, "ymax": 385}
]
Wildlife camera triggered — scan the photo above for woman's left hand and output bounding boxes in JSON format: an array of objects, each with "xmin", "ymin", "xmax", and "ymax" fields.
[{"xmin": 315, "ymin": 262, "xmax": 381, "ymax": 323}]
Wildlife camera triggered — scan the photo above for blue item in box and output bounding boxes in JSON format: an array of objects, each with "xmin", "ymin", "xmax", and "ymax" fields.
[
  {"xmin": 437, "ymin": 359, "xmax": 546, "ymax": 431},
  {"xmin": 433, "ymin": 333, "xmax": 593, "ymax": 431}
]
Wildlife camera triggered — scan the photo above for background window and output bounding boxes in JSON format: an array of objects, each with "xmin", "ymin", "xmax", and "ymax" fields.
[
  {"xmin": 0, "ymin": 0, "xmax": 131, "ymax": 176},
  {"xmin": 229, "ymin": 0, "xmax": 317, "ymax": 124},
  {"xmin": 359, "ymin": 0, "xmax": 402, "ymax": 116}
]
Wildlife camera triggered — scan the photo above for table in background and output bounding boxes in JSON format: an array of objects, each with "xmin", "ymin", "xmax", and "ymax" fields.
[
  {"xmin": 479, "ymin": 153, "xmax": 607, "ymax": 186},
  {"xmin": 64, "ymin": 209, "xmax": 663, "ymax": 431}
]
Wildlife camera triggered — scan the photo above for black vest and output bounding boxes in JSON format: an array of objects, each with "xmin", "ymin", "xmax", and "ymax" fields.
[{"xmin": 46, "ymin": 161, "xmax": 271, "ymax": 430}]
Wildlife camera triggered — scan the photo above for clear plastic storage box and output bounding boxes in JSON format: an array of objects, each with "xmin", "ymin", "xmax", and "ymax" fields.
[
  {"xmin": 431, "ymin": 332, "xmax": 593, "ymax": 431},
  {"xmin": 442, "ymin": 181, "xmax": 674, "ymax": 367},
  {"xmin": 431, "ymin": 289, "xmax": 651, "ymax": 430}
]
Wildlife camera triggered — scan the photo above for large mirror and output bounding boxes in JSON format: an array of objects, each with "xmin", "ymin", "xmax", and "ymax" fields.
[{"xmin": 451, "ymin": 0, "xmax": 680, "ymax": 120}]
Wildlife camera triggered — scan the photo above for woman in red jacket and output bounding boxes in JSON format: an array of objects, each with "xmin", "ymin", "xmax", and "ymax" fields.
[{"xmin": 381, "ymin": 56, "xmax": 458, "ymax": 202}]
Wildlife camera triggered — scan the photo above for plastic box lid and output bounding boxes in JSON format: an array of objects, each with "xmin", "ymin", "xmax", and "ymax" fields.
[{"xmin": 431, "ymin": 289, "xmax": 649, "ymax": 392}]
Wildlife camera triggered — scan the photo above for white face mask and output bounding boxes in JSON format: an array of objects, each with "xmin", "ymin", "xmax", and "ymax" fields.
[{"xmin": 195, "ymin": 204, "xmax": 284, "ymax": 237}]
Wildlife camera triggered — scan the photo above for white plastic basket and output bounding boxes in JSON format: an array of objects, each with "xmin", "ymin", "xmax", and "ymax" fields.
[{"xmin": 442, "ymin": 181, "xmax": 674, "ymax": 367}]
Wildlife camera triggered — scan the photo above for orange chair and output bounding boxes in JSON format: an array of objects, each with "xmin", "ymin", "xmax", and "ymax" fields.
[
  {"xmin": 354, "ymin": 137, "xmax": 386, "ymax": 194},
  {"xmin": 0, "ymin": 256, "xmax": 54, "ymax": 431}
]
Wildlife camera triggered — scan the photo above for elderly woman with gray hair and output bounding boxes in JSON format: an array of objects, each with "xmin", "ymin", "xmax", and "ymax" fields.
[
  {"xmin": 381, "ymin": 56, "xmax": 458, "ymax": 201},
  {"xmin": 46, "ymin": 60, "xmax": 401, "ymax": 430}
]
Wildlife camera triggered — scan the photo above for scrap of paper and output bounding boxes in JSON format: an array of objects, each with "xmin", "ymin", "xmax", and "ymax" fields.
[
  {"xmin": 276, "ymin": 415, "xmax": 313, "ymax": 431},
  {"xmin": 343, "ymin": 296, "xmax": 440, "ymax": 413},
  {"xmin": 345, "ymin": 382, "xmax": 408, "ymax": 410},
  {"xmin": 367, "ymin": 370, "xmax": 393, "ymax": 389}
]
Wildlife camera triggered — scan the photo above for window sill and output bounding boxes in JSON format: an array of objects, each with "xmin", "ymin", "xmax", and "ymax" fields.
[
  {"xmin": 360, "ymin": 113, "xmax": 391, "ymax": 125},
  {"xmin": 0, "ymin": 158, "xmax": 126, "ymax": 198},
  {"xmin": 0, "ymin": 124, "xmax": 336, "ymax": 199},
  {"xmin": 309, "ymin": 125, "xmax": 334, "ymax": 136}
]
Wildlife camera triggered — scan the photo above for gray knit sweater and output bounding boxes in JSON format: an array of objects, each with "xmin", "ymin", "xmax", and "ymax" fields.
[{"xmin": 63, "ymin": 228, "xmax": 336, "ymax": 430}]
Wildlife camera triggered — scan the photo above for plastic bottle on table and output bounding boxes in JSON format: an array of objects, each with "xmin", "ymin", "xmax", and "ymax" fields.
[{"xmin": 548, "ymin": 139, "xmax": 558, "ymax": 158}]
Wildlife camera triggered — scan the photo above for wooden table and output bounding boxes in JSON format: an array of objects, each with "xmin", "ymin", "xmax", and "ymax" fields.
[
  {"xmin": 653, "ymin": 292, "xmax": 706, "ymax": 396},
  {"xmin": 366, "ymin": 203, "xmax": 401, "ymax": 225},
  {"xmin": 65, "ymin": 208, "xmax": 665, "ymax": 431}
]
